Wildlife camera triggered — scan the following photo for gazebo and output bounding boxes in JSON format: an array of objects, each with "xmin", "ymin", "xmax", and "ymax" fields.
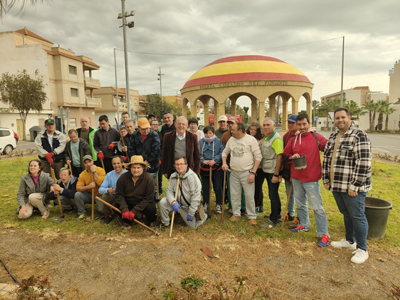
[{"xmin": 180, "ymin": 53, "xmax": 313, "ymax": 129}]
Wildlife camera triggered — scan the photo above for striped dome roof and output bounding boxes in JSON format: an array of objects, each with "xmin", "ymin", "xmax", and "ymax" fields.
[{"xmin": 182, "ymin": 54, "xmax": 310, "ymax": 89}]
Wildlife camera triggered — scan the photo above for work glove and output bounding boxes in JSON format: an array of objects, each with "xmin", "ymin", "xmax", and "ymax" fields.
[
  {"xmin": 187, "ymin": 215, "xmax": 194, "ymax": 222},
  {"xmin": 108, "ymin": 143, "xmax": 115, "ymax": 150},
  {"xmin": 123, "ymin": 156, "xmax": 128, "ymax": 162},
  {"xmin": 171, "ymin": 202, "xmax": 180, "ymax": 213},
  {"xmin": 122, "ymin": 211, "xmax": 135, "ymax": 221},
  {"xmin": 45, "ymin": 153, "xmax": 54, "ymax": 164},
  {"xmin": 98, "ymin": 152, "xmax": 104, "ymax": 161},
  {"xmin": 159, "ymin": 159, "xmax": 162, "ymax": 165}
]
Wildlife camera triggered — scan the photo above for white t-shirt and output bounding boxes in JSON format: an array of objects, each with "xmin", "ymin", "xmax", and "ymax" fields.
[{"xmin": 47, "ymin": 134, "xmax": 54, "ymax": 149}]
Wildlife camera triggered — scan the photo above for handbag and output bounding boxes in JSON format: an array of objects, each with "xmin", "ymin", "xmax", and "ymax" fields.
[{"xmin": 179, "ymin": 181, "xmax": 205, "ymax": 221}]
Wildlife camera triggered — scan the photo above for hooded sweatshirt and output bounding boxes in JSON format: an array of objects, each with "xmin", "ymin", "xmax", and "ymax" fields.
[{"xmin": 283, "ymin": 131, "xmax": 327, "ymax": 182}]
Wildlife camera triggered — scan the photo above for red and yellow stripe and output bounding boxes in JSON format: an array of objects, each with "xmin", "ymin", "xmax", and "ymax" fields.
[{"xmin": 182, "ymin": 55, "xmax": 310, "ymax": 89}]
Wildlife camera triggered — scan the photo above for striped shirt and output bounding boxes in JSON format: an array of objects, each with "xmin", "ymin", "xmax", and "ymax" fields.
[{"xmin": 322, "ymin": 126, "xmax": 372, "ymax": 193}]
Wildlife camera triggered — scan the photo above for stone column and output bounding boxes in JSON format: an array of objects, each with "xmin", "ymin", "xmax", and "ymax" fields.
[
  {"xmin": 230, "ymin": 96, "xmax": 238, "ymax": 116},
  {"xmin": 182, "ymin": 98, "xmax": 188, "ymax": 118},
  {"xmin": 292, "ymin": 98, "xmax": 299, "ymax": 114},
  {"xmin": 250, "ymin": 96, "xmax": 257, "ymax": 122},
  {"xmin": 204, "ymin": 100, "xmax": 209, "ymax": 126},
  {"xmin": 306, "ymin": 97, "xmax": 312, "ymax": 118},
  {"xmin": 217, "ymin": 101, "xmax": 225, "ymax": 123},
  {"xmin": 269, "ymin": 97, "xmax": 276, "ymax": 120},
  {"xmin": 282, "ymin": 98, "xmax": 288, "ymax": 130},
  {"xmin": 259, "ymin": 101, "xmax": 265, "ymax": 123},
  {"xmin": 191, "ymin": 100, "xmax": 197, "ymax": 121}
]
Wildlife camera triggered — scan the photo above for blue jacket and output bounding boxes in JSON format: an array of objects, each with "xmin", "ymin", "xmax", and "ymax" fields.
[
  {"xmin": 128, "ymin": 130, "xmax": 160, "ymax": 173},
  {"xmin": 99, "ymin": 170, "xmax": 128, "ymax": 194},
  {"xmin": 199, "ymin": 137, "xmax": 224, "ymax": 165}
]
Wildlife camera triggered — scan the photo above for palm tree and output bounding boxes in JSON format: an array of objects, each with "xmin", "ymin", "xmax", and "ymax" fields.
[
  {"xmin": 363, "ymin": 100, "xmax": 379, "ymax": 131},
  {"xmin": 319, "ymin": 98, "xmax": 341, "ymax": 130},
  {"xmin": 344, "ymin": 100, "xmax": 367, "ymax": 119},
  {"xmin": 0, "ymin": 0, "xmax": 44, "ymax": 19},
  {"xmin": 376, "ymin": 100, "xmax": 389, "ymax": 130},
  {"xmin": 384, "ymin": 105, "xmax": 396, "ymax": 131}
]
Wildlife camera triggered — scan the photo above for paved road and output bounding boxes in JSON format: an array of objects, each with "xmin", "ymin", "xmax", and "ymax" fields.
[
  {"xmin": 318, "ymin": 131, "xmax": 400, "ymax": 157},
  {"xmin": 16, "ymin": 131, "xmax": 400, "ymax": 157}
]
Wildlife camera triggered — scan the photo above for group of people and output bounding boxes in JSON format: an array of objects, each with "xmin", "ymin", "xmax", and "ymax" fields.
[{"xmin": 16, "ymin": 107, "xmax": 372, "ymax": 264}]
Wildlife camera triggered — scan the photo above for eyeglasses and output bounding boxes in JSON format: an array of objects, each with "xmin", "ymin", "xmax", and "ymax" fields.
[{"xmin": 174, "ymin": 163, "xmax": 187, "ymax": 167}]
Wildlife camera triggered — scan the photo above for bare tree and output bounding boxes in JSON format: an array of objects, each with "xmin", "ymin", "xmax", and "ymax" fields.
[{"xmin": 1, "ymin": 0, "xmax": 44, "ymax": 19}]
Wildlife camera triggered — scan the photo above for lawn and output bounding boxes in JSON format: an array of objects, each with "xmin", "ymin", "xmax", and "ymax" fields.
[{"xmin": 0, "ymin": 156, "xmax": 399, "ymax": 249}]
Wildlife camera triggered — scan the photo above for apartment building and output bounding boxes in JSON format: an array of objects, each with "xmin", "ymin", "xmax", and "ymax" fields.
[
  {"xmin": 321, "ymin": 86, "xmax": 388, "ymax": 106},
  {"xmin": 0, "ymin": 27, "xmax": 101, "ymax": 139}
]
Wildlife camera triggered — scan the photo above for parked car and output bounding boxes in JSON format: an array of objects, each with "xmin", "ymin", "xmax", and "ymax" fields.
[{"xmin": 0, "ymin": 127, "xmax": 17, "ymax": 154}]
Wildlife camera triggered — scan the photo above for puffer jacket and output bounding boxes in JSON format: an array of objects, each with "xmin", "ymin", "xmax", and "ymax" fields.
[
  {"xmin": 128, "ymin": 130, "xmax": 160, "ymax": 173},
  {"xmin": 166, "ymin": 168, "xmax": 201, "ymax": 217},
  {"xmin": 17, "ymin": 172, "xmax": 54, "ymax": 207}
]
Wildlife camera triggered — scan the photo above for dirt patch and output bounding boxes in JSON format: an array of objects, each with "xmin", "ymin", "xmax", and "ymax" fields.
[{"xmin": 0, "ymin": 225, "xmax": 399, "ymax": 299}]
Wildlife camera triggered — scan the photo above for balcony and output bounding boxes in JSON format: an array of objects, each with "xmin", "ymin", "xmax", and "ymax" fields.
[
  {"xmin": 84, "ymin": 76, "xmax": 101, "ymax": 89},
  {"xmin": 86, "ymin": 96, "xmax": 102, "ymax": 108}
]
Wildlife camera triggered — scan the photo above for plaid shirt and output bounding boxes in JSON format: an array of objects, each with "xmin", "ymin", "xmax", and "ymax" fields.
[{"xmin": 322, "ymin": 125, "xmax": 372, "ymax": 193}]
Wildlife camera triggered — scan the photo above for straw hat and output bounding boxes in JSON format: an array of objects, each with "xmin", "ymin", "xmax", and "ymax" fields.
[{"xmin": 125, "ymin": 155, "xmax": 150, "ymax": 169}]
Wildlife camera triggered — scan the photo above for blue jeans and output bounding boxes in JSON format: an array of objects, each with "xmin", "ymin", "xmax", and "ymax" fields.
[
  {"xmin": 284, "ymin": 179, "xmax": 295, "ymax": 217},
  {"xmin": 259, "ymin": 172, "xmax": 281, "ymax": 223},
  {"xmin": 201, "ymin": 169, "xmax": 223, "ymax": 206},
  {"xmin": 332, "ymin": 191, "xmax": 368, "ymax": 251},
  {"xmin": 292, "ymin": 179, "xmax": 329, "ymax": 237}
]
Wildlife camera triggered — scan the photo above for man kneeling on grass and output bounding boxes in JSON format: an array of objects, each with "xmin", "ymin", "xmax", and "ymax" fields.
[
  {"xmin": 159, "ymin": 157, "xmax": 207, "ymax": 228},
  {"xmin": 113, "ymin": 156, "xmax": 157, "ymax": 226},
  {"xmin": 75, "ymin": 155, "xmax": 106, "ymax": 221},
  {"xmin": 48, "ymin": 167, "xmax": 77, "ymax": 212},
  {"xmin": 99, "ymin": 155, "xmax": 127, "ymax": 224}
]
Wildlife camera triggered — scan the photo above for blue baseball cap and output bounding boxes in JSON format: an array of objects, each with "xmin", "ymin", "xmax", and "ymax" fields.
[
  {"xmin": 44, "ymin": 119, "xmax": 55, "ymax": 125},
  {"xmin": 287, "ymin": 114, "xmax": 298, "ymax": 123}
]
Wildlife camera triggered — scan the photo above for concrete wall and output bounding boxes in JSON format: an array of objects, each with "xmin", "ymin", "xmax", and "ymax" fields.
[{"xmin": 389, "ymin": 61, "xmax": 400, "ymax": 103}]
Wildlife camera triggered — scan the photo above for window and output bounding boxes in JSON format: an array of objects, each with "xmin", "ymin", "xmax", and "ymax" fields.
[
  {"xmin": 71, "ymin": 88, "xmax": 78, "ymax": 97},
  {"xmin": 69, "ymin": 65, "xmax": 77, "ymax": 75},
  {"xmin": 70, "ymin": 118, "xmax": 76, "ymax": 127},
  {"xmin": 0, "ymin": 130, "xmax": 11, "ymax": 137}
]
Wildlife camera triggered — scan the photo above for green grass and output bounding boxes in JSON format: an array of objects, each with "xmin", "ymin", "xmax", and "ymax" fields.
[{"xmin": 1, "ymin": 156, "xmax": 399, "ymax": 249}]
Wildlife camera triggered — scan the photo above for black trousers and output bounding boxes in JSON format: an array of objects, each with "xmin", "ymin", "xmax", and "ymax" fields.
[{"xmin": 96, "ymin": 157, "xmax": 113, "ymax": 173}]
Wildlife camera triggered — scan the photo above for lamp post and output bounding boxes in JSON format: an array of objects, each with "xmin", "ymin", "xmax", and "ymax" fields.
[
  {"xmin": 57, "ymin": 106, "xmax": 64, "ymax": 133},
  {"xmin": 65, "ymin": 107, "xmax": 70, "ymax": 133},
  {"xmin": 117, "ymin": 1, "xmax": 135, "ymax": 119},
  {"xmin": 114, "ymin": 48, "xmax": 119, "ymax": 123},
  {"xmin": 157, "ymin": 67, "xmax": 164, "ymax": 113}
]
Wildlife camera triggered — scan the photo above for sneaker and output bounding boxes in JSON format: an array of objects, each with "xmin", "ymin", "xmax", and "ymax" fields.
[
  {"xmin": 160, "ymin": 222, "xmax": 170, "ymax": 229},
  {"xmin": 75, "ymin": 214, "xmax": 86, "ymax": 221},
  {"xmin": 288, "ymin": 217, "xmax": 300, "ymax": 229},
  {"xmin": 318, "ymin": 234, "xmax": 330, "ymax": 247},
  {"xmin": 240, "ymin": 209, "xmax": 247, "ymax": 216},
  {"xmin": 330, "ymin": 239, "xmax": 357, "ymax": 250},
  {"xmin": 203, "ymin": 203, "xmax": 208, "ymax": 212},
  {"xmin": 42, "ymin": 209, "xmax": 50, "ymax": 219},
  {"xmin": 248, "ymin": 219, "xmax": 257, "ymax": 227},
  {"xmin": 258, "ymin": 207, "xmax": 264, "ymax": 213},
  {"xmin": 229, "ymin": 215, "xmax": 240, "ymax": 222},
  {"xmin": 260, "ymin": 220, "xmax": 277, "ymax": 229},
  {"xmin": 227, "ymin": 209, "xmax": 233, "ymax": 214},
  {"xmin": 285, "ymin": 213, "xmax": 295, "ymax": 222},
  {"xmin": 290, "ymin": 225, "xmax": 310, "ymax": 233},
  {"xmin": 103, "ymin": 215, "xmax": 113, "ymax": 225},
  {"xmin": 215, "ymin": 205, "xmax": 222, "ymax": 214},
  {"xmin": 351, "ymin": 249, "xmax": 369, "ymax": 264},
  {"xmin": 255, "ymin": 207, "xmax": 259, "ymax": 214}
]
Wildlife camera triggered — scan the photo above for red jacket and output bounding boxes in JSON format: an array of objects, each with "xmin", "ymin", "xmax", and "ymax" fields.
[{"xmin": 283, "ymin": 131, "xmax": 326, "ymax": 182}]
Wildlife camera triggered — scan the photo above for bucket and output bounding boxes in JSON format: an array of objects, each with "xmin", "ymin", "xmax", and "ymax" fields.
[
  {"xmin": 364, "ymin": 194, "xmax": 392, "ymax": 240},
  {"xmin": 292, "ymin": 156, "xmax": 307, "ymax": 170}
]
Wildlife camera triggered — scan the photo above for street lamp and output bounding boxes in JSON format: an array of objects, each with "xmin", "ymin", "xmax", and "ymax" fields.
[
  {"xmin": 117, "ymin": 1, "xmax": 135, "ymax": 120},
  {"xmin": 157, "ymin": 67, "xmax": 164, "ymax": 113},
  {"xmin": 57, "ymin": 106, "xmax": 64, "ymax": 133}
]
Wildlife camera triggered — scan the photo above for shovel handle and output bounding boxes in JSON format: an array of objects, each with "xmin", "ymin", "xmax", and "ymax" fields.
[
  {"xmin": 51, "ymin": 167, "xmax": 64, "ymax": 217},
  {"xmin": 169, "ymin": 177, "xmax": 180, "ymax": 238}
]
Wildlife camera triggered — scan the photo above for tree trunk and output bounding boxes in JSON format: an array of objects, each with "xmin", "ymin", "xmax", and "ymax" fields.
[
  {"xmin": 22, "ymin": 115, "xmax": 27, "ymax": 141},
  {"xmin": 372, "ymin": 111, "xmax": 376, "ymax": 131},
  {"xmin": 369, "ymin": 111, "xmax": 373, "ymax": 131},
  {"xmin": 385, "ymin": 114, "xmax": 389, "ymax": 131}
]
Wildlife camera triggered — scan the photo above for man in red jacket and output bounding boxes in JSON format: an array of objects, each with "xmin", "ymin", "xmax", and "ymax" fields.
[{"xmin": 283, "ymin": 113, "xmax": 330, "ymax": 247}]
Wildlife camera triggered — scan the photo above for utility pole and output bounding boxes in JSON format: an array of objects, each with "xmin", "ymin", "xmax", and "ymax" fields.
[
  {"xmin": 158, "ymin": 67, "xmax": 164, "ymax": 112},
  {"xmin": 114, "ymin": 48, "xmax": 119, "ymax": 124},
  {"xmin": 118, "ymin": 1, "xmax": 135, "ymax": 118},
  {"xmin": 340, "ymin": 36, "xmax": 345, "ymax": 107}
]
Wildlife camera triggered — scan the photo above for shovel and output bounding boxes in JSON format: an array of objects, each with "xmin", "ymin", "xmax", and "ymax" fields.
[{"xmin": 50, "ymin": 167, "xmax": 64, "ymax": 223}]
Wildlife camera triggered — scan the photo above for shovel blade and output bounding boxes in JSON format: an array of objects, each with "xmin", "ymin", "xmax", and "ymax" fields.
[{"xmin": 52, "ymin": 216, "xmax": 65, "ymax": 223}]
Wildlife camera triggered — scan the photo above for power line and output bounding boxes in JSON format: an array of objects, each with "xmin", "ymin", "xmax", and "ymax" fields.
[{"xmin": 113, "ymin": 36, "xmax": 343, "ymax": 56}]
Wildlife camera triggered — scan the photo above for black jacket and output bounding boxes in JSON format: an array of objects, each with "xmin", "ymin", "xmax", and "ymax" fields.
[{"xmin": 128, "ymin": 130, "xmax": 160, "ymax": 173}]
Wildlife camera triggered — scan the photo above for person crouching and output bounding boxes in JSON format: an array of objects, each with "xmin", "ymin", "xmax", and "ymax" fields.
[
  {"xmin": 114, "ymin": 156, "xmax": 157, "ymax": 226},
  {"xmin": 159, "ymin": 157, "xmax": 207, "ymax": 228}
]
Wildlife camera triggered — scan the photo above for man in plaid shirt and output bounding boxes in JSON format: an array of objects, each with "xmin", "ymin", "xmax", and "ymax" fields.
[{"xmin": 323, "ymin": 107, "xmax": 372, "ymax": 264}]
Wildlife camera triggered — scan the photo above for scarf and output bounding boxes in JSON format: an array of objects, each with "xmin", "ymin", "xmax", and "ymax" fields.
[
  {"xmin": 204, "ymin": 135, "xmax": 217, "ymax": 143},
  {"xmin": 30, "ymin": 172, "xmax": 40, "ymax": 188}
]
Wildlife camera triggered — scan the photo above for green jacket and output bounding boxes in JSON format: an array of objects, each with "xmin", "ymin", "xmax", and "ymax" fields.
[{"xmin": 77, "ymin": 127, "xmax": 97, "ymax": 161}]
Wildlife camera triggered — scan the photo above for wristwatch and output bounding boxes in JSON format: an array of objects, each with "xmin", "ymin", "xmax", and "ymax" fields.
[
  {"xmin": 273, "ymin": 174, "xmax": 279, "ymax": 177},
  {"xmin": 92, "ymin": 170, "xmax": 96, "ymax": 174}
]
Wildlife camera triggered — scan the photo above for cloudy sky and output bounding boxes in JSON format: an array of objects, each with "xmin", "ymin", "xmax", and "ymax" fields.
[{"xmin": 2, "ymin": 0, "xmax": 400, "ymax": 112}]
